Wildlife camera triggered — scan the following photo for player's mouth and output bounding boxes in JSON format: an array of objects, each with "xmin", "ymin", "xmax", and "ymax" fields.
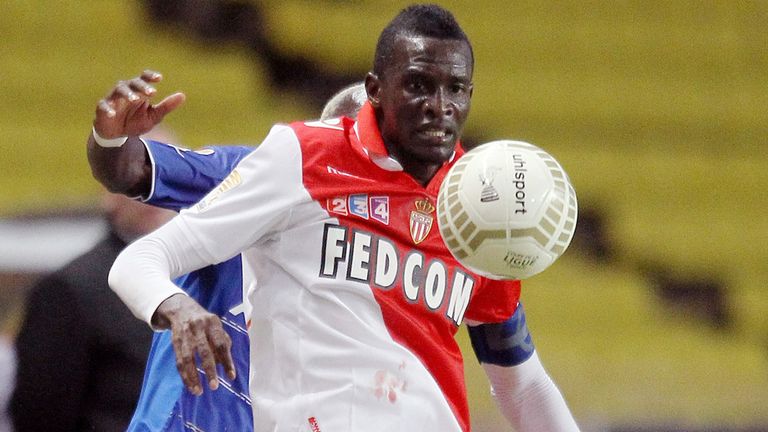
[
  {"xmin": 424, "ymin": 130, "xmax": 446, "ymax": 138},
  {"xmin": 418, "ymin": 127, "xmax": 453, "ymax": 145}
]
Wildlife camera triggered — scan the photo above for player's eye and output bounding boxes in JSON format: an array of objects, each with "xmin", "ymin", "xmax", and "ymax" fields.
[
  {"xmin": 451, "ymin": 83, "xmax": 467, "ymax": 94},
  {"xmin": 407, "ymin": 77, "xmax": 428, "ymax": 93}
]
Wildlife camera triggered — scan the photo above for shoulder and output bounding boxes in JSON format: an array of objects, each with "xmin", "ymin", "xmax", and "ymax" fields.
[
  {"xmin": 464, "ymin": 277, "xmax": 521, "ymax": 324},
  {"xmin": 288, "ymin": 118, "xmax": 350, "ymax": 147},
  {"xmin": 234, "ymin": 120, "xmax": 350, "ymax": 171},
  {"xmin": 145, "ymin": 140, "xmax": 254, "ymax": 165}
]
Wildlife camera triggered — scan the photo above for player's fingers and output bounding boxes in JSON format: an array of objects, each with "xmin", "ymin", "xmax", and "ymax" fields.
[
  {"xmin": 151, "ymin": 92, "xmax": 186, "ymax": 120},
  {"xmin": 96, "ymin": 99, "xmax": 116, "ymax": 119},
  {"xmin": 191, "ymin": 316, "xmax": 220, "ymax": 391},
  {"xmin": 208, "ymin": 324, "xmax": 236, "ymax": 380},
  {"xmin": 127, "ymin": 76, "xmax": 157, "ymax": 97},
  {"xmin": 140, "ymin": 69, "xmax": 163, "ymax": 83},
  {"xmin": 112, "ymin": 80, "xmax": 141, "ymax": 103},
  {"xmin": 171, "ymin": 322, "xmax": 204, "ymax": 396}
]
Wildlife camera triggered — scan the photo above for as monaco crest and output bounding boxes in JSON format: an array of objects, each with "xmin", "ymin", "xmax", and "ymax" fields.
[{"xmin": 410, "ymin": 199, "xmax": 435, "ymax": 244}]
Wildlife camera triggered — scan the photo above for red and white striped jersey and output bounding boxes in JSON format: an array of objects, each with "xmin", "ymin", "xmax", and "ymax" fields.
[{"xmin": 166, "ymin": 103, "xmax": 521, "ymax": 431}]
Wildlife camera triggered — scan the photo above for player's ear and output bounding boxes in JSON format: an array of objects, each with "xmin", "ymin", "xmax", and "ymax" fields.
[{"xmin": 365, "ymin": 72, "xmax": 381, "ymax": 108}]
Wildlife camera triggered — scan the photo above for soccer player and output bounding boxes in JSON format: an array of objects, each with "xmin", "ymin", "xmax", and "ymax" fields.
[{"xmin": 97, "ymin": 5, "xmax": 580, "ymax": 431}]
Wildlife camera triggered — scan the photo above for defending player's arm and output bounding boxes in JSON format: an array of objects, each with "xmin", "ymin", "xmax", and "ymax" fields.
[
  {"xmin": 88, "ymin": 71, "xmax": 260, "ymax": 211},
  {"xmin": 88, "ymin": 70, "xmax": 185, "ymax": 196},
  {"xmin": 467, "ymin": 304, "xmax": 581, "ymax": 432}
]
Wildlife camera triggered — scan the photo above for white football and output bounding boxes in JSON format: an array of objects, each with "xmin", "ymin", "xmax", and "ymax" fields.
[{"xmin": 437, "ymin": 140, "xmax": 578, "ymax": 280}]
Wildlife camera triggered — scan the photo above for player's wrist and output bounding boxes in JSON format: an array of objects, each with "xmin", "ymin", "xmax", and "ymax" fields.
[{"xmin": 92, "ymin": 126, "xmax": 128, "ymax": 148}]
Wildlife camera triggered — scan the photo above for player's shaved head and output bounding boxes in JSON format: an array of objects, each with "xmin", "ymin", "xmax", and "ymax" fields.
[
  {"xmin": 320, "ymin": 82, "xmax": 366, "ymax": 120},
  {"xmin": 373, "ymin": 4, "xmax": 473, "ymax": 78}
]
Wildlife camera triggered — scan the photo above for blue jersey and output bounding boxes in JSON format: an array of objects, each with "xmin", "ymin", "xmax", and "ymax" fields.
[{"xmin": 128, "ymin": 141, "xmax": 254, "ymax": 431}]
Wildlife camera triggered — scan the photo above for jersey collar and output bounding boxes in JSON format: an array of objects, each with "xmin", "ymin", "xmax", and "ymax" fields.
[{"xmin": 351, "ymin": 102, "xmax": 460, "ymax": 171}]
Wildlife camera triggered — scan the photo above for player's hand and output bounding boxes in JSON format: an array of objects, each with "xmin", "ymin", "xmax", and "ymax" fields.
[
  {"xmin": 153, "ymin": 293, "xmax": 236, "ymax": 396},
  {"xmin": 94, "ymin": 70, "xmax": 186, "ymax": 139}
]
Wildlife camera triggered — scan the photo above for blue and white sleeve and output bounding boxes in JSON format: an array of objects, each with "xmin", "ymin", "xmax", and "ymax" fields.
[
  {"xmin": 142, "ymin": 140, "xmax": 254, "ymax": 212},
  {"xmin": 467, "ymin": 303, "xmax": 535, "ymax": 367},
  {"xmin": 468, "ymin": 304, "xmax": 581, "ymax": 431}
]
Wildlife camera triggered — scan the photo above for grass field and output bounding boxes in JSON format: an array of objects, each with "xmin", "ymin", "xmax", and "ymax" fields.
[{"xmin": 1, "ymin": 1, "xmax": 766, "ymax": 429}]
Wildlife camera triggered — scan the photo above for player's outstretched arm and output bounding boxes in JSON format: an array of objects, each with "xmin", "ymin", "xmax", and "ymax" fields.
[
  {"xmin": 467, "ymin": 305, "xmax": 580, "ymax": 432},
  {"xmin": 88, "ymin": 70, "xmax": 185, "ymax": 196}
]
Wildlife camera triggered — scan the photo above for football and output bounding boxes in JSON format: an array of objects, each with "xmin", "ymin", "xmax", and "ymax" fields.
[{"xmin": 437, "ymin": 140, "xmax": 578, "ymax": 280}]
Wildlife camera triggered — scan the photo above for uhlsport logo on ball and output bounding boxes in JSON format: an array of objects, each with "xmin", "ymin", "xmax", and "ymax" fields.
[{"xmin": 437, "ymin": 140, "xmax": 578, "ymax": 280}]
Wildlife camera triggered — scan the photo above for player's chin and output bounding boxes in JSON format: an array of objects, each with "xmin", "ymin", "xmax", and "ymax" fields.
[
  {"xmin": 413, "ymin": 137, "xmax": 457, "ymax": 159},
  {"xmin": 435, "ymin": 139, "xmax": 459, "ymax": 158},
  {"xmin": 416, "ymin": 146, "xmax": 455, "ymax": 166}
]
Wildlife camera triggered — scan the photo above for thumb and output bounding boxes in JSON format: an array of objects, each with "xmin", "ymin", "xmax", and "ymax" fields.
[{"xmin": 151, "ymin": 92, "xmax": 186, "ymax": 122}]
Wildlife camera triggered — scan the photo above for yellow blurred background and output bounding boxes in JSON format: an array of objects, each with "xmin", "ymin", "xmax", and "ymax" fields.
[{"xmin": 1, "ymin": 1, "xmax": 766, "ymax": 430}]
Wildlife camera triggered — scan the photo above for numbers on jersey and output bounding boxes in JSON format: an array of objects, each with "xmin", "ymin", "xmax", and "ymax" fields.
[
  {"xmin": 370, "ymin": 196, "xmax": 390, "ymax": 225},
  {"xmin": 326, "ymin": 194, "xmax": 390, "ymax": 226},
  {"xmin": 349, "ymin": 194, "xmax": 369, "ymax": 219},
  {"xmin": 328, "ymin": 197, "xmax": 348, "ymax": 216}
]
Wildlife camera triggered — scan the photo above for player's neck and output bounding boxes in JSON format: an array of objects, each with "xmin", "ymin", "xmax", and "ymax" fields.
[{"xmin": 401, "ymin": 160, "xmax": 439, "ymax": 187}]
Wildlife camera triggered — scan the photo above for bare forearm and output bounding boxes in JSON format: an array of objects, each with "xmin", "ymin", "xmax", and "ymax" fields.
[{"xmin": 87, "ymin": 133, "xmax": 152, "ymax": 196}]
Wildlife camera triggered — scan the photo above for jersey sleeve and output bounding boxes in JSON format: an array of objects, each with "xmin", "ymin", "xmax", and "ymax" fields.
[
  {"xmin": 109, "ymin": 125, "xmax": 307, "ymax": 324},
  {"xmin": 173, "ymin": 124, "xmax": 308, "ymax": 264},
  {"xmin": 464, "ymin": 278, "xmax": 521, "ymax": 323},
  {"xmin": 141, "ymin": 140, "xmax": 253, "ymax": 212}
]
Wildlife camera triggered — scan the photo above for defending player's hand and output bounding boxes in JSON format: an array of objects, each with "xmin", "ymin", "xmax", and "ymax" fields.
[
  {"xmin": 153, "ymin": 293, "xmax": 237, "ymax": 396},
  {"xmin": 94, "ymin": 70, "xmax": 185, "ymax": 139}
]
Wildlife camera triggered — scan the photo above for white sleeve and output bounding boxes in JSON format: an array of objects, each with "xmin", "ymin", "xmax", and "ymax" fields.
[
  {"xmin": 174, "ymin": 124, "xmax": 305, "ymax": 264},
  {"xmin": 108, "ymin": 223, "xmax": 208, "ymax": 326},
  {"xmin": 482, "ymin": 351, "xmax": 581, "ymax": 432},
  {"xmin": 109, "ymin": 124, "xmax": 306, "ymax": 325}
]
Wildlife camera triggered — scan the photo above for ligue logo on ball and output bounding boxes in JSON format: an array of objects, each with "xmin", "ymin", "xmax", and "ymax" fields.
[{"xmin": 437, "ymin": 140, "xmax": 578, "ymax": 280}]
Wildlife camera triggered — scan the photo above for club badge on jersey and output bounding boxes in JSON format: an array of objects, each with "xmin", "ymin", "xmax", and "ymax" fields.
[{"xmin": 410, "ymin": 199, "xmax": 435, "ymax": 244}]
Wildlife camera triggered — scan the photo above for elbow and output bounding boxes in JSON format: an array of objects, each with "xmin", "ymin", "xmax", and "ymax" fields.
[
  {"xmin": 89, "ymin": 160, "xmax": 145, "ymax": 195},
  {"xmin": 107, "ymin": 250, "xmax": 128, "ymax": 299},
  {"xmin": 108, "ymin": 241, "xmax": 146, "ymax": 303},
  {"xmin": 87, "ymin": 137, "xmax": 150, "ymax": 196},
  {"xmin": 91, "ymin": 169, "xmax": 124, "ymax": 194}
]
